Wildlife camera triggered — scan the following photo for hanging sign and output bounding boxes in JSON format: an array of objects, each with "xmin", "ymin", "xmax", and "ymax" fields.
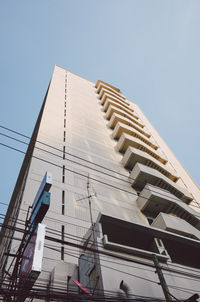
[{"xmin": 20, "ymin": 223, "xmax": 46, "ymax": 286}]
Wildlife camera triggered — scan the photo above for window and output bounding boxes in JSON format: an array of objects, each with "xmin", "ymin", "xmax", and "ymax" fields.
[
  {"xmin": 61, "ymin": 225, "xmax": 65, "ymax": 241},
  {"xmin": 62, "ymin": 165, "xmax": 65, "ymax": 183},
  {"xmin": 61, "ymin": 246, "xmax": 64, "ymax": 260},
  {"xmin": 62, "ymin": 190, "xmax": 65, "ymax": 215},
  {"xmin": 99, "ymin": 214, "xmax": 200, "ymax": 269}
]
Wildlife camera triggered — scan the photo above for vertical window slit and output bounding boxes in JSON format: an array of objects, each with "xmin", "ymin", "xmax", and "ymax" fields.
[
  {"xmin": 62, "ymin": 165, "xmax": 65, "ymax": 183},
  {"xmin": 63, "ymin": 131, "xmax": 66, "ymax": 142},
  {"xmin": 64, "ymin": 119, "xmax": 66, "ymax": 128},
  {"xmin": 63, "ymin": 146, "xmax": 65, "ymax": 159},
  {"xmin": 61, "ymin": 225, "xmax": 65, "ymax": 241},
  {"xmin": 62, "ymin": 189, "xmax": 65, "ymax": 215},
  {"xmin": 61, "ymin": 246, "xmax": 64, "ymax": 260}
]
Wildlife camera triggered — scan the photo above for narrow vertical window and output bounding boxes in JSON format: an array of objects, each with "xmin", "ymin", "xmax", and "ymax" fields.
[
  {"xmin": 61, "ymin": 225, "xmax": 65, "ymax": 260},
  {"xmin": 61, "ymin": 246, "xmax": 64, "ymax": 260},
  {"xmin": 64, "ymin": 109, "xmax": 66, "ymax": 117},
  {"xmin": 63, "ymin": 146, "xmax": 65, "ymax": 159},
  {"xmin": 64, "ymin": 101, "xmax": 66, "ymax": 107},
  {"xmin": 62, "ymin": 165, "xmax": 65, "ymax": 183},
  {"xmin": 64, "ymin": 119, "xmax": 66, "ymax": 128},
  {"xmin": 63, "ymin": 131, "xmax": 66, "ymax": 142},
  {"xmin": 61, "ymin": 225, "xmax": 65, "ymax": 241},
  {"xmin": 65, "ymin": 95, "xmax": 66, "ymax": 100},
  {"xmin": 62, "ymin": 190, "xmax": 65, "ymax": 215}
]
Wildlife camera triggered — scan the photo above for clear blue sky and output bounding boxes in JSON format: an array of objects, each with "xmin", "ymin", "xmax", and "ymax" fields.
[{"xmin": 1, "ymin": 0, "xmax": 200, "ymax": 217}]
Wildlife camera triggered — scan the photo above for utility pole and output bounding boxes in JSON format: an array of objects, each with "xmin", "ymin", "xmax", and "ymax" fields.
[{"xmin": 152, "ymin": 254, "xmax": 172, "ymax": 302}]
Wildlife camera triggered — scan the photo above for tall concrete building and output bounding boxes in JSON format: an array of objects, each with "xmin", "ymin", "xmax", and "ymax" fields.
[{"xmin": 1, "ymin": 65, "xmax": 200, "ymax": 301}]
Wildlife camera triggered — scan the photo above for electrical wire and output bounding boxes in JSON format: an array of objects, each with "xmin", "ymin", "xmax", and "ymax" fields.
[
  {"xmin": 1, "ymin": 138, "xmax": 200, "ymax": 225},
  {"xmin": 1, "ymin": 221, "xmax": 200, "ymax": 283},
  {"xmin": 1, "ymin": 124, "xmax": 198, "ymax": 207},
  {"xmin": 1, "ymin": 203, "xmax": 200, "ymax": 284},
  {"xmin": 1, "ymin": 214, "xmax": 200, "ymax": 284}
]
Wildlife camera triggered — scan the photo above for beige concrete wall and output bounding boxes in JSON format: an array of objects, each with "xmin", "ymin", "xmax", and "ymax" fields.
[{"xmin": 4, "ymin": 65, "xmax": 200, "ymax": 300}]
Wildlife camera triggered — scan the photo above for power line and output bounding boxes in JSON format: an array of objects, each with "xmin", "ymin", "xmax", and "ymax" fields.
[
  {"xmin": 1, "ymin": 200, "xmax": 200, "ymax": 284},
  {"xmin": 1, "ymin": 204, "xmax": 200, "ymax": 283},
  {"xmin": 1, "ymin": 138, "xmax": 200, "ymax": 221},
  {"xmin": 2, "ymin": 215, "xmax": 200, "ymax": 284},
  {"xmin": 1, "ymin": 221, "xmax": 200, "ymax": 282},
  {"xmin": 1, "ymin": 124, "xmax": 198, "ymax": 207}
]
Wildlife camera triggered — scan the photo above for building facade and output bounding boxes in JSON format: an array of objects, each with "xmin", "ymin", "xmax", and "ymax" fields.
[{"xmin": 1, "ymin": 65, "xmax": 200, "ymax": 301}]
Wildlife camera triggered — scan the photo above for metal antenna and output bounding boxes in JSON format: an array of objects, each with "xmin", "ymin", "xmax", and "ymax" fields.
[{"xmin": 87, "ymin": 174, "xmax": 95, "ymax": 233}]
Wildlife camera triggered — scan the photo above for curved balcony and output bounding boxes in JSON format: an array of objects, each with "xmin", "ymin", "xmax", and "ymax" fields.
[
  {"xmin": 99, "ymin": 87, "xmax": 128, "ymax": 104},
  {"xmin": 137, "ymin": 184, "xmax": 198, "ymax": 228},
  {"xmin": 113, "ymin": 122, "xmax": 158, "ymax": 150},
  {"xmin": 101, "ymin": 93, "xmax": 132, "ymax": 111},
  {"xmin": 117, "ymin": 133, "xmax": 167, "ymax": 164},
  {"xmin": 95, "ymin": 80, "xmax": 121, "ymax": 95},
  {"xmin": 151, "ymin": 213, "xmax": 200, "ymax": 239},
  {"xmin": 106, "ymin": 105, "xmax": 144, "ymax": 127},
  {"xmin": 122, "ymin": 146, "xmax": 178, "ymax": 182},
  {"xmin": 108, "ymin": 112, "xmax": 150, "ymax": 138},
  {"xmin": 131, "ymin": 163, "xmax": 193, "ymax": 204},
  {"xmin": 104, "ymin": 99, "xmax": 136, "ymax": 119}
]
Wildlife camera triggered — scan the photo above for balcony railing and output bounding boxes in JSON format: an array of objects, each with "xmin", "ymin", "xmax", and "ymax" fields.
[
  {"xmin": 137, "ymin": 184, "xmax": 199, "ymax": 228},
  {"xmin": 108, "ymin": 112, "xmax": 150, "ymax": 138},
  {"xmin": 106, "ymin": 105, "xmax": 143, "ymax": 127},
  {"xmin": 152, "ymin": 212, "xmax": 200, "ymax": 239},
  {"xmin": 101, "ymin": 93, "xmax": 133, "ymax": 112},
  {"xmin": 95, "ymin": 80, "xmax": 121, "ymax": 95},
  {"xmin": 122, "ymin": 146, "xmax": 178, "ymax": 182},
  {"xmin": 117, "ymin": 133, "xmax": 167, "ymax": 164},
  {"xmin": 103, "ymin": 99, "xmax": 137, "ymax": 119},
  {"xmin": 99, "ymin": 86, "xmax": 128, "ymax": 103},
  {"xmin": 130, "ymin": 163, "xmax": 193, "ymax": 204},
  {"xmin": 113, "ymin": 122, "xmax": 158, "ymax": 150}
]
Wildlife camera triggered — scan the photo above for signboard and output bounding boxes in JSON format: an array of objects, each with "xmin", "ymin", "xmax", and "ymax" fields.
[
  {"xmin": 32, "ymin": 171, "xmax": 52, "ymax": 213},
  {"xmin": 30, "ymin": 191, "xmax": 50, "ymax": 225},
  {"xmin": 20, "ymin": 224, "xmax": 46, "ymax": 286},
  {"xmin": 71, "ymin": 278, "xmax": 93, "ymax": 296}
]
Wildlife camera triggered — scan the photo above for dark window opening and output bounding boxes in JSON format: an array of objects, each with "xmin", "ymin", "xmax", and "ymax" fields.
[
  {"xmin": 162, "ymin": 238, "xmax": 200, "ymax": 269},
  {"xmin": 101, "ymin": 221, "xmax": 159, "ymax": 254},
  {"xmin": 100, "ymin": 215, "xmax": 200, "ymax": 269},
  {"xmin": 61, "ymin": 246, "xmax": 64, "ymax": 260},
  {"xmin": 62, "ymin": 190, "xmax": 65, "ymax": 215},
  {"xmin": 61, "ymin": 225, "xmax": 65, "ymax": 241},
  {"xmin": 62, "ymin": 165, "xmax": 65, "ymax": 183},
  {"xmin": 62, "ymin": 204, "xmax": 65, "ymax": 215}
]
